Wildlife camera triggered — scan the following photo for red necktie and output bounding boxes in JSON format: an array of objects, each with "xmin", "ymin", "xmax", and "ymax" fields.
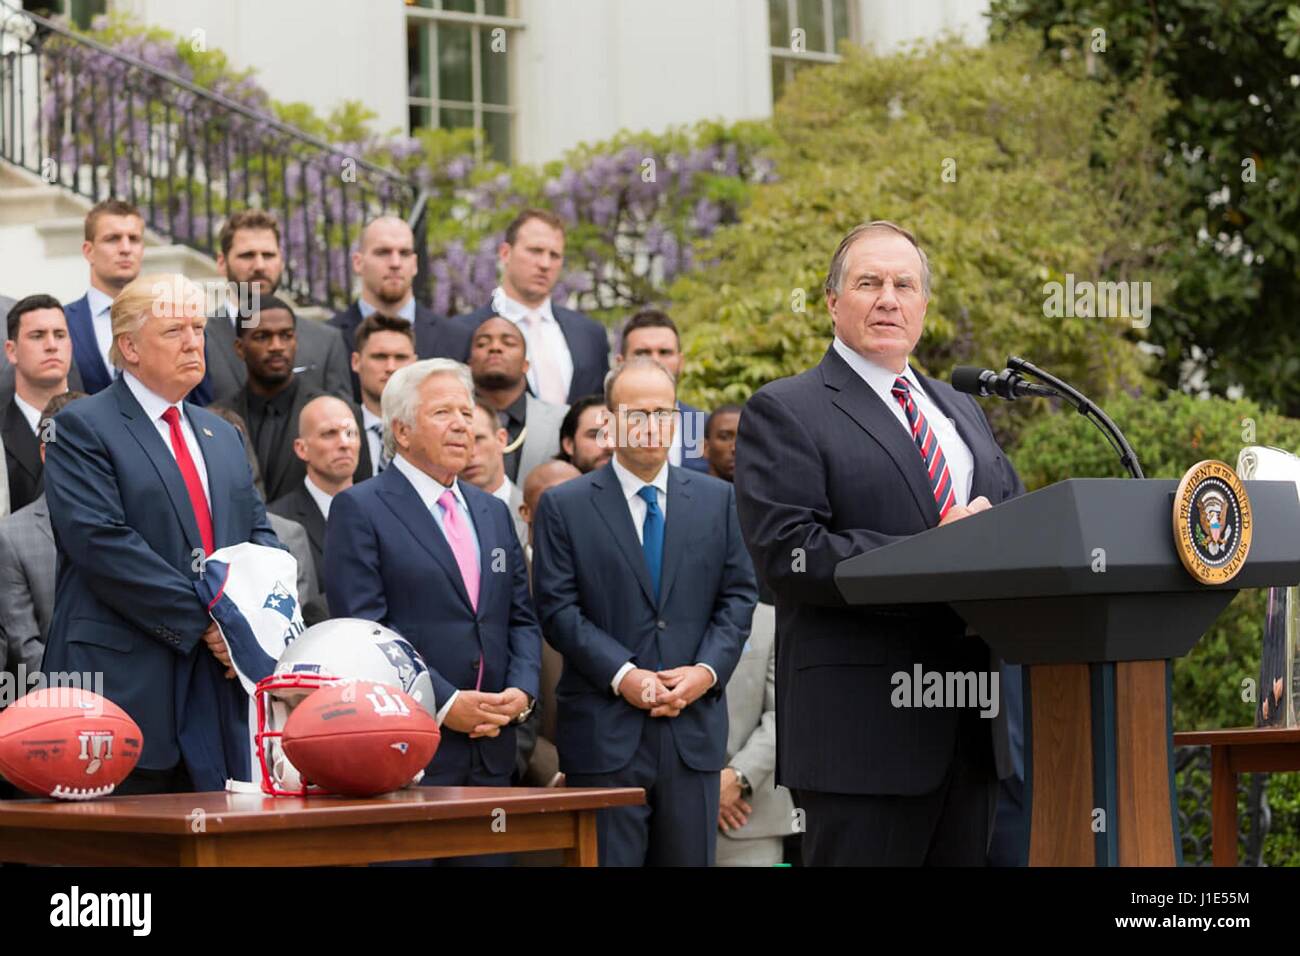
[
  {"xmin": 890, "ymin": 377, "xmax": 956, "ymax": 520},
  {"xmin": 161, "ymin": 406, "xmax": 215, "ymax": 555}
]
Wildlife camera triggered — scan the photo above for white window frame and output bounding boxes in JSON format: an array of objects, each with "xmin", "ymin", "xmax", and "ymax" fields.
[
  {"xmin": 769, "ymin": 0, "xmax": 858, "ymax": 99},
  {"xmin": 405, "ymin": 0, "xmax": 524, "ymax": 162}
]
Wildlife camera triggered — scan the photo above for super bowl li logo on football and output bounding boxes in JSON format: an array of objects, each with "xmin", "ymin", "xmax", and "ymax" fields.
[{"xmin": 78, "ymin": 731, "xmax": 114, "ymax": 775}]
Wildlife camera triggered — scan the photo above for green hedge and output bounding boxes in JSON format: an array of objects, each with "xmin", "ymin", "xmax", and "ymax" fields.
[{"xmin": 1012, "ymin": 389, "xmax": 1300, "ymax": 863}]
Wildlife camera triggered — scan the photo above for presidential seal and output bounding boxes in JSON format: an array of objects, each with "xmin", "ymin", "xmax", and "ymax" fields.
[{"xmin": 1173, "ymin": 460, "xmax": 1252, "ymax": 585}]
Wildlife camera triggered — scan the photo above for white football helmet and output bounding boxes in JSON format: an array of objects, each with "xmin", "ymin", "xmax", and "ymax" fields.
[{"xmin": 254, "ymin": 618, "xmax": 438, "ymax": 796}]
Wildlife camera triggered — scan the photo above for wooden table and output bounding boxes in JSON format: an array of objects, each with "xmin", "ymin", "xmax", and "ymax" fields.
[
  {"xmin": 0, "ymin": 786, "xmax": 644, "ymax": 866},
  {"xmin": 1173, "ymin": 727, "xmax": 1300, "ymax": 867}
]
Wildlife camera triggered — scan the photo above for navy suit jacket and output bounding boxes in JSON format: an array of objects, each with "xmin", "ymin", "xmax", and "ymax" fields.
[
  {"xmin": 531, "ymin": 463, "xmax": 757, "ymax": 776},
  {"xmin": 41, "ymin": 377, "xmax": 280, "ymax": 783},
  {"xmin": 451, "ymin": 303, "xmax": 610, "ymax": 403},
  {"xmin": 323, "ymin": 465, "xmax": 542, "ymax": 778},
  {"xmin": 734, "ymin": 345, "xmax": 1024, "ymax": 797},
  {"xmin": 64, "ymin": 295, "xmax": 115, "ymax": 395},
  {"xmin": 327, "ymin": 302, "xmax": 472, "ymax": 403}
]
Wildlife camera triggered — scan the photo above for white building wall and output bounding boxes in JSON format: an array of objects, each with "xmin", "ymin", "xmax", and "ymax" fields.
[
  {"xmin": 857, "ymin": 0, "xmax": 988, "ymax": 52},
  {"xmin": 512, "ymin": 0, "xmax": 772, "ymax": 164},
  {"xmin": 109, "ymin": 0, "xmax": 987, "ymax": 164},
  {"xmin": 116, "ymin": 0, "xmax": 410, "ymax": 136}
]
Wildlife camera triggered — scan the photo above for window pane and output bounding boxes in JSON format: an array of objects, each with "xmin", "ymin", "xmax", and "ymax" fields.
[
  {"xmin": 440, "ymin": 107, "xmax": 475, "ymax": 131},
  {"xmin": 407, "ymin": 23, "xmax": 431, "ymax": 99},
  {"xmin": 443, "ymin": 0, "xmax": 476, "ymax": 12},
  {"xmin": 68, "ymin": 0, "xmax": 107, "ymax": 29},
  {"xmin": 797, "ymin": 0, "xmax": 827, "ymax": 52},
  {"xmin": 407, "ymin": 0, "xmax": 438, "ymax": 9},
  {"xmin": 483, "ymin": 111, "xmax": 512, "ymax": 163},
  {"xmin": 409, "ymin": 103, "xmax": 433, "ymax": 132},
  {"xmin": 832, "ymin": 0, "xmax": 851, "ymax": 47},
  {"xmin": 480, "ymin": 26, "xmax": 508, "ymax": 105},
  {"xmin": 437, "ymin": 23, "xmax": 474, "ymax": 103},
  {"xmin": 768, "ymin": 0, "xmax": 790, "ymax": 49},
  {"xmin": 484, "ymin": 0, "xmax": 507, "ymax": 14}
]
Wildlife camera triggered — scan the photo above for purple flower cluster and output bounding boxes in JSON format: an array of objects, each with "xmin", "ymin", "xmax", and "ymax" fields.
[
  {"xmin": 427, "ymin": 137, "xmax": 777, "ymax": 318},
  {"xmin": 31, "ymin": 17, "xmax": 777, "ymax": 319}
]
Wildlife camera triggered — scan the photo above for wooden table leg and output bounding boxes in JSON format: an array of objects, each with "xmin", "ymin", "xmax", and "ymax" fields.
[
  {"xmin": 565, "ymin": 809, "xmax": 599, "ymax": 867},
  {"xmin": 1211, "ymin": 745, "xmax": 1238, "ymax": 867}
]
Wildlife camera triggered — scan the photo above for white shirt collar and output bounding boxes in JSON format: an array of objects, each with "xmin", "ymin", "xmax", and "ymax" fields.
[
  {"xmin": 358, "ymin": 296, "xmax": 416, "ymax": 323},
  {"xmin": 85, "ymin": 285, "xmax": 114, "ymax": 319},
  {"xmin": 489, "ymin": 474, "xmax": 516, "ymax": 507},
  {"xmin": 303, "ymin": 474, "xmax": 336, "ymax": 520},
  {"xmin": 492, "ymin": 286, "xmax": 555, "ymax": 325},
  {"xmin": 831, "ymin": 336, "xmax": 926, "ymax": 402},
  {"xmin": 12, "ymin": 393, "xmax": 42, "ymax": 435},
  {"xmin": 123, "ymin": 371, "xmax": 185, "ymax": 424},
  {"xmin": 610, "ymin": 455, "xmax": 669, "ymax": 503},
  {"xmin": 361, "ymin": 405, "xmax": 383, "ymax": 430},
  {"xmin": 391, "ymin": 453, "xmax": 467, "ymax": 514}
]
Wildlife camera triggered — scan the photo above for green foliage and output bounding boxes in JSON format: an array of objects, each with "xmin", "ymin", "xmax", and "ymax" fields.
[
  {"xmin": 671, "ymin": 30, "xmax": 1179, "ymax": 433},
  {"xmin": 990, "ymin": 0, "xmax": 1300, "ymax": 418}
]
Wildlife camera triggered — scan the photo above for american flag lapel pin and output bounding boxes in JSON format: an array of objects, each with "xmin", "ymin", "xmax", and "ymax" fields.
[{"xmin": 202, "ymin": 427, "xmax": 214, "ymax": 437}]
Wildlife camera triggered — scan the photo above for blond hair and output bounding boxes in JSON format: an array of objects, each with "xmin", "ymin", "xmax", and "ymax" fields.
[{"xmin": 109, "ymin": 273, "xmax": 206, "ymax": 369}]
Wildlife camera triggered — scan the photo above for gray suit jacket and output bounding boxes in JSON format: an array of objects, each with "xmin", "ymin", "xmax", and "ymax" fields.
[
  {"xmin": 266, "ymin": 512, "xmax": 326, "ymax": 627},
  {"xmin": 720, "ymin": 602, "xmax": 795, "ymax": 842},
  {"xmin": 206, "ymin": 311, "xmax": 353, "ymax": 403},
  {"xmin": 517, "ymin": 394, "xmax": 567, "ymax": 485},
  {"xmin": 0, "ymin": 494, "xmax": 54, "ymax": 681}
]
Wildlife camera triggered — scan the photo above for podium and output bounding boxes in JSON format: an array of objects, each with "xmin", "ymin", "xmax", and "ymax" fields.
[{"xmin": 834, "ymin": 478, "xmax": 1300, "ymax": 866}]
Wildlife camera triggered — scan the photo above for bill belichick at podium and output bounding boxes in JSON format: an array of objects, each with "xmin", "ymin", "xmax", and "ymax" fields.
[{"xmin": 734, "ymin": 221, "xmax": 1026, "ymax": 866}]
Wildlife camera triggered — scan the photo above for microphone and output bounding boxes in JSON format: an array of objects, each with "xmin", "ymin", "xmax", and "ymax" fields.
[{"xmin": 950, "ymin": 366, "xmax": 1056, "ymax": 401}]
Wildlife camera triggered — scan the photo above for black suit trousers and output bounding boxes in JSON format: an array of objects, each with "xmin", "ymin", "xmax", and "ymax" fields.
[{"xmin": 794, "ymin": 707, "xmax": 998, "ymax": 866}]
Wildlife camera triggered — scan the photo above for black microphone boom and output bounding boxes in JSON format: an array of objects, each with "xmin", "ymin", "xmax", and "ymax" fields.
[
  {"xmin": 949, "ymin": 358, "xmax": 1144, "ymax": 479},
  {"xmin": 950, "ymin": 366, "xmax": 1056, "ymax": 400}
]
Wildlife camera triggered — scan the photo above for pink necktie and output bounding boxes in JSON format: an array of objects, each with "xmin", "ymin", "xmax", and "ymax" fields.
[
  {"xmin": 438, "ymin": 489, "xmax": 480, "ymax": 611},
  {"xmin": 522, "ymin": 311, "xmax": 567, "ymax": 405}
]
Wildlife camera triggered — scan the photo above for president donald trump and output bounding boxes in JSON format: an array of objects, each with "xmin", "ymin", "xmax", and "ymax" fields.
[
  {"xmin": 734, "ymin": 222, "xmax": 1025, "ymax": 866},
  {"xmin": 325, "ymin": 358, "xmax": 542, "ymax": 796},
  {"xmin": 42, "ymin": 273, "xmax": 280, "ymax": 795}
]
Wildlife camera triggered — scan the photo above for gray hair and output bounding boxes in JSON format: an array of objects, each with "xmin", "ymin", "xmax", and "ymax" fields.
[
  {"xmin": 824, "ymin": 220, "xmax": 931, "ymax": 298},
  {"xmin": 604, "ymin": 356, "xmax": 677, "ymax": 410},
  {"xmin": 381, "ymin": 358, "xmax": 474, "ymax": 459}
]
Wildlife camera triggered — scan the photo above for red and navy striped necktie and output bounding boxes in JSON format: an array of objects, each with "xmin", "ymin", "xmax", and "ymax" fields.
[{"xmin": 890, "ymin": 376, "xmax": 956, "ymax": 520}]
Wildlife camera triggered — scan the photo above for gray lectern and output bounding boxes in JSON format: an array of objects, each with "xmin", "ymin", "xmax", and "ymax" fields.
[{"xmin": 835, "ymin": 478, "xmax": 1300, "ymax": 866}]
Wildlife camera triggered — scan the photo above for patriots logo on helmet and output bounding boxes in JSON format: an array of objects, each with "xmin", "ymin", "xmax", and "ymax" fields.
[
  {"xmin": 263, "ymin": 582, "xmax": 297, "ymax": 620},
  {"xmin": 378, "ymin": 639, "xmax": 427, "ymax": 695}
]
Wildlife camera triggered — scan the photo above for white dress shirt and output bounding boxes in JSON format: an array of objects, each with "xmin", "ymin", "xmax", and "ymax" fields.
[
  {"xmin": 607, "ymin": 455, "xmax": 716, "ymax": 695},
  {"xmin": 391, "ymin": 453, "xmax": 481, "ymax": 725},
  {"xmin": 831, "ymin": 337, "xmax": 974, "ymax": 509},
  {"xmin": 489, "ymin": 475, "xmax": 517, "ymax": 510},
  {"xmin": 492, "ymin": 286, "xmax": 574, "ymax": 401},
  {"xmin": 12, "ymin": 394, "xmax": 42, "ymax": 436},
  {"xmin": 303, "ymin": 474, "xmax": 335, "ymax": 521},
  {"xmin": 85, "ymin": 285, "xmax": 116, "ymax": 376},
  {"xmin": 123, "ymin": 372, "xmax": 211, "ymax": 503},
  {"xmin": 361, "ymin": 405, "xmax": 384, "ymax": 477}
]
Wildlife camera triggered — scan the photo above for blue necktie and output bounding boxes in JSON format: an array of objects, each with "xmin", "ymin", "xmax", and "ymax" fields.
[{"xmin": 638, "ymin": 485, "xmax": 663, "ymax": 602}]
